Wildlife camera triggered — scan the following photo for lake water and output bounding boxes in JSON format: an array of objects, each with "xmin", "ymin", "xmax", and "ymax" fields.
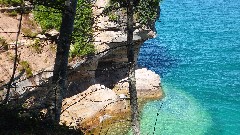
[{"xmin": 138, "ymin": 0, "xmax": 240, "ymax": 134}]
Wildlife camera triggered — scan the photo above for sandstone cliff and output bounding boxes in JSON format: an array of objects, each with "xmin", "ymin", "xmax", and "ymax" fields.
[
  {"xmin": 60, "ymin": 0, "xmax": 163, "ymax": 132},
  {"xmin": 0, "ymin": 0, "xmax": 163, "ymax": 133}
]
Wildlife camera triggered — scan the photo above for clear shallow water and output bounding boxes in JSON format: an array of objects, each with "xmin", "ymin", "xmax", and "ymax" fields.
[{"xmin": 138, "ymin": 0, "xmax": 240, "ymax": 134}]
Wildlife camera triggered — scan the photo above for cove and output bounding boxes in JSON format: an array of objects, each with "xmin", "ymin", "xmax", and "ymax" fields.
[{"xmin": 138, "ymin": 0, "xmax": 240, "ymax": 134}]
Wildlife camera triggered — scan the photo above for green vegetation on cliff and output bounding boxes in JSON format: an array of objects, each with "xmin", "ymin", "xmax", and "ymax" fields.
[
  {"xmin": 108, "ymin": 0, "xmax": 161, "ymax": 28},
  {"xmin": 33, "ymin": 6, "xmax": 62, "ymax": 31},
  {"xmin": 70, "ymin": 0, "xmax": 94, "ymax": 57},
  {"xmin": 33, "ymin": 0, "xmax": 94, "ymax": 57},
  {"xmin": 0, "ymin": 0, "xmax": 23, "ymax": 6},
  {"xmin": 19, "ymin": 61, "xmax": 33, "ymax": 77},
  {"xmin": 135, "ymin": 0, "xmax": 161, "ymax": 27}
]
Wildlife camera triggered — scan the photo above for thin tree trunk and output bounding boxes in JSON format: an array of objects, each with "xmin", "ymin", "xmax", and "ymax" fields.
[
  {"xmin": 47, "ymin": 0, "xmax": 77, "ymax": 122},
  {"xmin": 127, "ymin": 0, "xmax": 140, "ymax": 134}
]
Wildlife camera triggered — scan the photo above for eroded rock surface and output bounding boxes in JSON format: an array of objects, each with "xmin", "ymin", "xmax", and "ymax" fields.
[
  {"xmin": 61, "ymin": 84, "xmax": 128, "ymax": 129},
  {"xmin": 0, "ymin": 0, "xmax": 163, "ymax": 132}
]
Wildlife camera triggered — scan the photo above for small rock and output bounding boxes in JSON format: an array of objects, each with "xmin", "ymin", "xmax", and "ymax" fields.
[
  {"xmin": 36, "ymin": 34, "xmax": 46, "ymax": 39},
  {"xmin": 119, "ymin": 94, "xmax": 127, "ymax": 99},
  {"xmin": 47, "ymin": 29, "xmax": 59, "ymax": 37}
]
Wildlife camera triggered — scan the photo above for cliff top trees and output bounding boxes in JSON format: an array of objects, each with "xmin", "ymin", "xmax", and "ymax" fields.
[
  {"xmin": 108, "ymin": 0, "xmax": 160, "ymax": 28},
  {"xmin": 33, "ymin": 0, "xmax": 94, "ymax": 57}
]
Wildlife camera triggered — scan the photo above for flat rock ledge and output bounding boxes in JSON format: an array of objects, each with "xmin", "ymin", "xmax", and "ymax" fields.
[{"xmin": 60, "ymin": 68, "xmax": 163, "ymax": 131}]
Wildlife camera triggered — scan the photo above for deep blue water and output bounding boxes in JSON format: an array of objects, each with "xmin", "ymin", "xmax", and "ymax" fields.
[{"xmin": 138, "ymin": 0, "xmax": 240, "ymax": 134}]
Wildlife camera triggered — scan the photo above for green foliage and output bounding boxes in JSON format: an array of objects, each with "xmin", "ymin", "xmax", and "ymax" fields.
[
  {"xmin": 7, "ymin": 10, "xmax": 18, "ymax": 17},
  {"xmin": 19, "ymin": 61, "xmax": 33, "ymax": 77},
  {"xmin": 30, "ymin": 39, "xmax": 42, "ymax": 54},
  {"xmin": 103, "ymin": 1, "xmax": 121, "ymax": 23},
  {"xmin": 136, "ymin": 0, "xmax": 160, "ymax": 28},
  {"xmin": 108, "ymin": 12, "xmax": 119, "ymax": 22},
  {"xmin": 109, "ymin": 0, "xmax": 161, "ymax": 28},
  {"xmin": 33, "ymin": 0, "xmax": 95, "ymax": 57},
  {"xmin": 0, "ymin": 0, "xmax": 23, "ymax": 6},
  {"xmin": 6, "ymin": 51, "xmax": 19, "ymax": 62},
  {"xmin": 22, "ymin": 28, "xmax": 38, "ymax": 38},
  {"xmin": 0, "ymin": 104, "xmax": 84, "ymax": 134},
  {"xmin": 49, "ymin": 44, "xmax": 57, "ymax": 52},
  {"xmin": 33, "ymin": 5, "xmax": 61, "ymax": 32},
  {"xmin": 31, "ymin": 39, "xmax": 41, "ymax": 53},
  {"xmin": 32, "ymin": 0, "xmax": 65, "ymax": 10},
  {"xmin": 70, "ymin": 0, "xmax": 95, "ymax": 57},
  {"xmin": 109, "ymin": 0, "xmax": 127, "ymax": 7},
  {"xmin": 0, "ymin": 37, "xmax": 8, "ymax": 50}
]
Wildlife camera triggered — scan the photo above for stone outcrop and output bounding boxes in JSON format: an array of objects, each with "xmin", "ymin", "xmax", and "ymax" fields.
[
  {"xmin": 60, "ymin": 84, "xmax": 128, "ymax": 129},
  {"xmin": 61, "ymin": 67, "xmax": 162, "ymax": 131},
  {"xmin": 58, "ymin": 0, "xmax": 163, "ymax": 131},
  {"xmin": 0, "ymin": 0, "xmax": 163, "ymax": 132},
  {"xmin": 114, "ymin": 68, "xmax": 162, "ymax": 99}
]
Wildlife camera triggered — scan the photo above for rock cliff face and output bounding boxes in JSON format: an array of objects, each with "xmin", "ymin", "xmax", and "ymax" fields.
[
  {"xmin": 0, "ymin": 0, "xmax": 163, "ymax": 132},
  {"xmin": 60, "ymin": 0, "xmax": 163, "ymax": 131}
]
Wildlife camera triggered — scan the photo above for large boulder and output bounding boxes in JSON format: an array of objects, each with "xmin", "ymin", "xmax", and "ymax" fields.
[
  {"xmin": 60, "ymin": 84, "xmax": 128, "ymax": 130},
  {"xmin": 113, "ymin": 68, "xmax": 163, "ymax": 99}
]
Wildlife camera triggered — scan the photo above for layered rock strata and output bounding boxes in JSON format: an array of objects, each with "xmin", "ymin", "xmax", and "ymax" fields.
[
  {"xmin": 0, "ymin": 0, "xmax": 163, "ymax": 132},
  {"xmin": 60, "ymin": 0, "xmax": 163, "ymax": 131}
]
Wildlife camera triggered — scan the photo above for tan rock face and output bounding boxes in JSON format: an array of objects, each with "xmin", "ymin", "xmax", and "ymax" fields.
[
  {"xmin": 113, "ymin": 68, "xmax": 163, "ymax": 99},
  {"xmin": 0, "ymin": 0, "xmax": 163, "ymax": 132},
  {"xmin": 60, "ymin": 84, "xmax": 128, "ymax": 130},
  {"xmin": 59, "ymin": 0, "xmax": 163, "ymax": 131},
  {"xmin": 61, "ymin": 68, "xmax": 163, "ymax": 131},
  {"xmin": 135, "ymin": 68, "xmax": 162, "ymax": 98},
  {"xmin": 0, "ymin": 13, "xmax": 19, "ymax": 42}
]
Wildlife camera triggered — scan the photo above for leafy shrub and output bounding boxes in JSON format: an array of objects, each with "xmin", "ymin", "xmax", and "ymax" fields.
[
  {"xmin": 22, "ymin": 28, "xmax": 38, "ymax": 38},
  {"xmin": 31, "ymin": 0, "xmax": 65, "ymax": 10},
  {"xmin": 0, "ymin": 37, "xmax": 8, "ymax": 50},
  {"xmin": 108, "ymin": 12, "xmax": 119, "ymax": 22},
  {"xmin": 33, "ymin": 0, "xmax": 95, "ymax": 57},
  {"xmin": 70, "ymin": 0, "xmax": 95, "ymax": 57},
  {"xmin": 6, "ymin": 52, "xmax": 19, "ymax": 62},
  {"xmin": 7, "ymin": 10, "xmax": 18, "ymax": 17},
  {"xmin": 108, "ymin": 0, "xmax": 161, "ymax": 28},
  {"xmin": 30, "ymin": 39, "xmax": 42, "ymax": 54},
  {"xmin": 19, "ymin": 60, "xmax": 33, "ymax": 77},
  {"xmin": 136, "ymin": 0, "xmax": 161, "ymax": 28},
  {"xmin": 0, "ymin": 0, "xmax": 23, "ymax": 6},
  {"xmin": 103, "ymin": 1, "xmax": 121, "ymax": 22},
  {"xmin": 33, "ymin": 5, "xmax": 62, "ymax": 32}
]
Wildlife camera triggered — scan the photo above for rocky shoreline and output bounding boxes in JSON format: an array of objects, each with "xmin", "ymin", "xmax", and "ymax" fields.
[
  {"xmin": 60, "ymin": 68, "xmax": 163, "ymax": 132},
  {"xmin": 0, "ymin": 0, "xmax": 163, "ymax": 133},
  {"xmin": 59, "ymin": 0, "xmax": 163, "ymax": 131}
]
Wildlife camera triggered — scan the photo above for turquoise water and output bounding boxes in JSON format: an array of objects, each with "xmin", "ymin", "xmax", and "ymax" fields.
[{"xmin": 138, "ymin": 0, "xmax": 240, "ymax": 134}]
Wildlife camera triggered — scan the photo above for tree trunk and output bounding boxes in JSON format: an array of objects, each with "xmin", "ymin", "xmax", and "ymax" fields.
[
  {"xmin": 47, "ymin": 0, "xmax": 77, "ymax": 122},
  {"xmin": 127, "ymin": 0, "xmax": 140, "ymax": 134}
]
